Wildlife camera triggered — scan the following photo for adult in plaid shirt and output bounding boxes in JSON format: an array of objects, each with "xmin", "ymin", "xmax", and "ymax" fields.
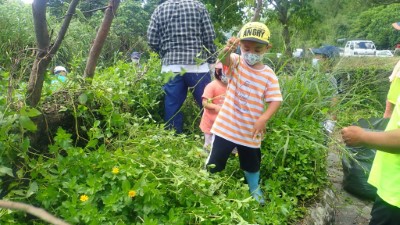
[{"xmin": 147, "ymin": 0, "xmax": 217, "ymax": 133}]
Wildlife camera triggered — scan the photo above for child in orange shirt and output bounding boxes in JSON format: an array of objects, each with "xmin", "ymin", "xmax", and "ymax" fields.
[
  {"xmin": 205, "ymin": 22, "xmax": 283, "ymax": 205},
  {"xmin": 199, "ymin": 62, "xmax": 228, "ymax": 152}
]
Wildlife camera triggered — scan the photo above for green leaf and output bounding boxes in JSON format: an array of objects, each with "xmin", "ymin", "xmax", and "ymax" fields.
[
  {"xmin": 78, "ymin": 93, "xmax": 88, "ymax": 105},
  {"xmin": 280, "ymin": 205, "xmax": 289, "ymax": 215},
  {"xmin": 19, "ymin": 115, "xmax": 37, "ymax": 131},
  {"xmin": 122, "ymin": 180, "xmax": 131, "ymax": 192},
  {"xmin": 85, "ymin": 139, "xmax": 98, "ymax": 149},
  {"xmin": 21, "ymin": 137, "xmax": 30, "ymax": 150},
  {"xmin": 94, "ymin": 120, "xmax": 101, "ymax": 127},
  {"xmin": 26, "ymin": 181, "xmax": 38, "ymax": 198},
  {"xmin": 58, "ymin": 105, "xmax": 68, "ymax": 112},
  {"xmin": 20, "ymin": 107, "xmax": 41, "ymax": 117},
  {"xmin": 16, "ymin": 168, "xmax": 24, "ymax": 179},
  {"xmin": 0, "ymin": 166, "xmax": 13, "ymax": 177}
]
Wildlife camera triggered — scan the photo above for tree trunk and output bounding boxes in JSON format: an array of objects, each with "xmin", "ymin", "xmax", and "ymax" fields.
[
  {"xmin": 251, "ymin": 0, "xmax": 263, "ymax": 22},
  {"xmin": 26, "ymin": 0, "xmax": 50, "ymax": 107},
  {"xmin": 282, "ymin": 25, "xmax": 292, "ymax": 56},
  {"xmin": 26, "ymin": 0, "xmax": 80, "ymax": 107},
  {"xmin": 84, "ymin": 0, "xmax": 121, "ymax": 79},
  {"xmin": 278, "ymin": 7, "xmax": 291, "ymax": 56}
]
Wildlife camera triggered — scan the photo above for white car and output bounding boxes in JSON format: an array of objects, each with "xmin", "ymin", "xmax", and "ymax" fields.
[
  {"xmin": 343, "ymin": 40, "xmax": 376, "ymax": 56},
  {"xmin": 376, "ymin": 50, "xmax": 394, "ymax": 57}
]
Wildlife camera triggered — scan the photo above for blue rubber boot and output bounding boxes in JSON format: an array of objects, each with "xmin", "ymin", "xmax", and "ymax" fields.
[{"xmin": 244, "ymin": 171, "xmax": 266, "ymax": 205}]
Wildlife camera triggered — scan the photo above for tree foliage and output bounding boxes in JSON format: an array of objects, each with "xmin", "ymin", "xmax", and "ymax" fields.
[
  {"xmin": 48, "ymin": 0, "xmax": 109, "ymax": 18},
  {"xmin": 265, "ymin": 0, "xmax": 320, "ymax": 54},
  {"xmin": 203, "ymin": 0, "xmax": 244, "ymax": 42},
  {"xmin": 111, "ymin": 0, "xmax": 158, "ymax": 56},
  {"xmin": 349, "ymin": 3, "xmax": 400, "ymax": 49},
  {"xmin": 367, "ymin": 0, "xmax": 399, "ymax": 5},
  {"xmin": 298, "ymin": 1, "xmax": 400, "ymax": 49}
]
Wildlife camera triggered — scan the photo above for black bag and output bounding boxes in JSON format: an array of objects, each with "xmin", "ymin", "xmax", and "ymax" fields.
[{"xmin": 341, "ymin": 118, "xmax": 389, "ymax": 200}]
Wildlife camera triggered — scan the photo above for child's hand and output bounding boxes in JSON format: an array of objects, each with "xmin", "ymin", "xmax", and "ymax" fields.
[
  {"xmin": 252, "ymin": 118, "xmax": 267, "ymax": 140},
  {"xmin": 214, "ymin": 105, "xmax": 222, "ymax": 112},
  {"xmin": 341, "ymin": 126, "xmax": 366, "ymax": 146},
  {"xmin": 224, "ymin": 37, "xmax": 239, "ymax": 53},
  {"xmin": 219, "ymin": 37, "xmax": 239, "ymax": 66}
]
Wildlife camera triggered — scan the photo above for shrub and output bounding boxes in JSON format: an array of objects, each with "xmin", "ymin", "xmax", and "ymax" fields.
[{"xmin": 0, "ymin": 54, "xmax": 390, "ymax": 224}]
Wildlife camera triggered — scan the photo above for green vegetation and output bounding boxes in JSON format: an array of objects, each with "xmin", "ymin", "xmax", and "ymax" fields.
[
  {"xmin": 1, "ymin": 0, "xmax": 398, "ymax": 224},
  {"xmin": 1, "ymin": 54, "xmax": 390, "ymax": 224},
  {"xmin": 0, "ymin": 59, "xmax": 295, "ymax": 224}
]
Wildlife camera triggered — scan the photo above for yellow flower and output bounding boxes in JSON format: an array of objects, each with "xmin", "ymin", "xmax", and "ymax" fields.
[
  {"xmin": 80, "ymin": 194, "xmax": 89, "ymax": 202},
  {"xmin": 112, "ymin": 167, "xmax": 120, "ymax": 174},
  {"xmin": 128, "ymin": 190, "xmax": 136, "ymax": 198}
]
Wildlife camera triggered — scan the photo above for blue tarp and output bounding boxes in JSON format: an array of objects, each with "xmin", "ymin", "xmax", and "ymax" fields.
[{"xmin": 311, "ymin": 45, "xmax": 340, "ymax": 58}]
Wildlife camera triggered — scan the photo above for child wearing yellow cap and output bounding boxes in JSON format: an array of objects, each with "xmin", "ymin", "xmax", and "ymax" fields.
[{"xmin": 205, "ymin": 22, "xmax": 283, "ymax": 205}]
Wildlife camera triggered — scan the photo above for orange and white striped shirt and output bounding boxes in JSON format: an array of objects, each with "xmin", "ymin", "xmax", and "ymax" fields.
[{"xmin": 211, "ymin": 53, "xmax": 282, "ymax": 148}]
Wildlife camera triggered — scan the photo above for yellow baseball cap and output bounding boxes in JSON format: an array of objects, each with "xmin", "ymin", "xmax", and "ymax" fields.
[{"xmin": 238, "ymin": 22, "xmax": 270, "ymax": 45}]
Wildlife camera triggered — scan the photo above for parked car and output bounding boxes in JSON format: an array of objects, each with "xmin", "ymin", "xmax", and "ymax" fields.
[
  {"xmin": 343, "ymin": 40, "xmax": 376, "ymax": 57},
  {"xmin": 375, "ymin": 50, "xmax": 394, "ymax": 57}
]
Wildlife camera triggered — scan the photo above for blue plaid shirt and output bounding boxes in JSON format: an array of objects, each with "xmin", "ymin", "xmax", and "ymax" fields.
[{"xmin": 147, "ymin": 0, "xmax": 217, "ymax": 65}]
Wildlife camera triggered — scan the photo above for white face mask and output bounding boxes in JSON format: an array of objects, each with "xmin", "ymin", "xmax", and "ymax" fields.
[{"xmin": 243, "ymin": 52, "xmax": 263, "ymax": 66}]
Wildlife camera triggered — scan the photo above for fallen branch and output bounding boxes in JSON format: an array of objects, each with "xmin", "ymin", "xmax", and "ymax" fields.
[{"xmin": 0, "ymin": 200, "xmax": 70, "ymax": 225}]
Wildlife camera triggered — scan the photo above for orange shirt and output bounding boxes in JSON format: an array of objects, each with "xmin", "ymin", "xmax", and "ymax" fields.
[
  {"xmin": 199, "ymin": 80, "xmax": 227, "ymax": 133},
  {"xmin": 211, "ymin": 53, "xmax": 282, "ymax": 148}
]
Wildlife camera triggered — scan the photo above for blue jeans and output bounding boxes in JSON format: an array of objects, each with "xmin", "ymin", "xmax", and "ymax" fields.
[{"xmin": 163, "ymin": 72, "xmax": 211, "ymax": 133}]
